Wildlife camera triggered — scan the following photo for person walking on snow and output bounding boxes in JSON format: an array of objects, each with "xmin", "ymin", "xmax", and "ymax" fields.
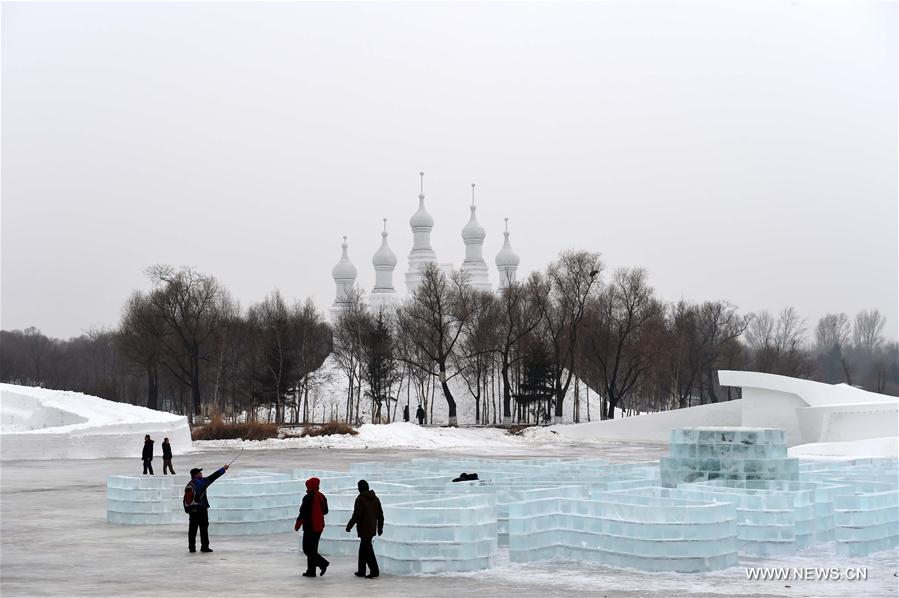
[
  {"xmin": 403, "ymin": 404, "xmax": 410, "ymax": 422},
  {"xmin": 415, "ymin": 405, "xmax": 425, "ymax": 425},
  {"xmin": 295, "ymin": 477, "xmax": 330, "ymax": 577},
  {"xmin": 346, "ymin": 479, "xmax": 384, "ymax": 579},
  {"xmin": 183, "ymin": 464, "xmax": 230, "ymax": 553},
  {"xmin": 161, "ymin": 438, "xmax": 175, "ymax": 475},
  {"xmin": 141, "ymin": 435, "xmax": 154, "ymax": 475}
]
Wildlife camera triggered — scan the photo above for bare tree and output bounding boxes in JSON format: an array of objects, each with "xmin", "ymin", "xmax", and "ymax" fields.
[
  {"xmin": 815, "ymin": 313, "xmax": 852, "ymax": 353},
  {"xmin": 495, "ymin": 274, "xmax": 543, "ymax": 425},
  {"xmin": 534, "ymin": 250, "xmax": 602, "ymax": 423},
  {"xmin": 745, "ymin": 307, "xmax": 810, "ymax": 378},
  {"xmin": 853, "ymin": 309, "xmax": 886, "ymax": 353},
  {"xmin": 145, "ymin": 265, "xmax": 234, "ymax": 422},
  {"xmin": 696, "ymin": 300, "xmax": 748, "ymax": 402},
  {"xmin": 397, "ymin": 263, "xmax": 474, "ymax": 426},
  {"xmin": 332, "ymin": 287, "xmax": 368, "ymax": 424},
  {"xmin": 581, "ymin": 267, "xmax": 668, "ymax": 419},
  {"xmin": 119, "ymin": 291, "xmax": 165, "ymax": 409},
  {"xmin": 455, "ymin": 290, "xmax": 500, "ymax": 424}
]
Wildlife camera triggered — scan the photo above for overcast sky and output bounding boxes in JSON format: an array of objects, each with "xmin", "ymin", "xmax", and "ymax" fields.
[{"xmin": 2, "ymin": 2, "xmax": 896, "ymax": 340}]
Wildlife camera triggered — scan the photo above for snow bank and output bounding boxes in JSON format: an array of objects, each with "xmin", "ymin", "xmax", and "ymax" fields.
[
  {"xmin": 788, "ymin": 436, "xmax": 898, "ymax": 460},
  {"xmin": 523, "ymin": 400, "xmax": 743, "ymax": 444},
  {"xmin": 0, "ymin": 384, "xmax": 192, "ymax": 460},
  {"xmin": 194, "ymin": 421, "xmax": 548, "ymax": 451}
]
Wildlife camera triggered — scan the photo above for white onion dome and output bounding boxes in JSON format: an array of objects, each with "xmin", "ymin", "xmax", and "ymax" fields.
[
  {"xmin": 332, "ymin": 237, "xmax": 357, "ymax": 279},
  {"xmin": 462, "ymin": 205, "xmax": 486, "ymax": 242},
  {"xmin": 409, "ymin": 194, "xmax": 434, "ymax": 229},
  {"xmin": 409, "ymin": 171, "xmax": 434, "ymax": 229},
  {"xmin": 372, "ymin": 227, "xmax": 397, "ymax": 268},
  {"xmin": 495, "ymin": 221, "xmax": 520, "ymax": 267}
]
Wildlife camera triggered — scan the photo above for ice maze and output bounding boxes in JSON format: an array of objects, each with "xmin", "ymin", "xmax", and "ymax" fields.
[{"xmin": 107, "ymin": 427, "xmax": 898, "ymax": 574}]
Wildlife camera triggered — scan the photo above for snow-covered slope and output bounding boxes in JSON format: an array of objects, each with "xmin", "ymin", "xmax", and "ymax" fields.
[
  {"xmin": 0, "ymin": 384, "xmax": 192, "ymax": 460},
  {"xmin": 309, "ymin": 355, "xmax": 609, "ymax": 426}
]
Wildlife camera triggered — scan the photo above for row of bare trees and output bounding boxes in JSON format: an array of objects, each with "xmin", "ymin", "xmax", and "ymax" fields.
[
  {"xmin": 329, "ymin": 252, "xmax": 898, "ymax": 426},
  {"xmin": 2, "ymin": 256, "xmax": 896, "ymax": 426},
  {"xmin": 2, "ymin": 265, "xmax": 332, "ymax": 424}
]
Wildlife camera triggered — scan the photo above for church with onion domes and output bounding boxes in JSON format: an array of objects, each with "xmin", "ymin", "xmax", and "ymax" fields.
[{"xmin": 331, "ymin": 172, "xmax": 520, "ymax": 319}]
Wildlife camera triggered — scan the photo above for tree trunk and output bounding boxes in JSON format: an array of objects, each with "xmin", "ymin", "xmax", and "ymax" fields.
[
  {"xmin": 439, "ymin": 364, "xmax": 457, "ymax": 426},
  {"xmin": 501, "ymin": 360, "xmax": 512, "ymax": 426},
  {"xmin": 190, "ymin": 351, "xmax": 202, "ymax": 419},
  {"xmin": 146, "ymin": 363, "xmax": 159, "ymax": 411}
]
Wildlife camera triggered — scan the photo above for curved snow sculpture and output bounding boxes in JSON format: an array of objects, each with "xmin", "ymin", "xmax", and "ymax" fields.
[
  {"xmin": 718, "ymin": 371, "xmax": 899, "ymax": 445},
  {"xmin": 1, "ymin": 383, "xmax": 192, "ymax": 460}
]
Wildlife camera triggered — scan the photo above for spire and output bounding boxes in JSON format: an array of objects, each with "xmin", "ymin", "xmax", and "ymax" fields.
[
  {"xmin": 461, "ymin": 182, "xmax": 490, "ymax": 291},
  {"xmin": 331, "ymin": 236, "xmax": 358, "ymax": 319},
  {"xmin": 371, "ymin": 219, "xmax": 399, "ymax": 308},
  {"xmin": 406, "ymin": 170, "xmax": 438, "ymax": 294}
]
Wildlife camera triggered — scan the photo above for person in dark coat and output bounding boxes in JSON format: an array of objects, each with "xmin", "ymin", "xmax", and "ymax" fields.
[
  {"xmin": 161, "ymin": 438, "xmax": 175, "ymax": 475},
  {"xmin": 415, "ymin": 405, "xmax": 425, "ymax": 425},
  {"xmin": 403, "ymin": 404, "xmax": 410, "ymax": 422},
  {"xmin": 345, "ymin": 479, "xmax": 384, "ymax": 578},
  {"xmin": 183, "ymin": 464, "xmax": 230, "ymax": 553},
  {"xmin": 295, "ymin": 477, "xmax": 330, "ymax": 577},
  {"xmin": 141, "ymin": 435, "xmax": 154, "ymax": 475}
]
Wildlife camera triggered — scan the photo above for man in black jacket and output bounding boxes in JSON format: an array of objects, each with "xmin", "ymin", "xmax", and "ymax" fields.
[
  {"xmin": 141, "ymin": 435, "xmax": 154, "ymax": 475},
  {"xmin": 161, "ymin": 438, "xmax": 175, "ymax": 475},
  {"xmin": 183, "ymin": 464, "xmax": 230, "ymax": 553},
  {"xmin": 346, "ymin": 479, "xmax": 384, "ymax": 578}
]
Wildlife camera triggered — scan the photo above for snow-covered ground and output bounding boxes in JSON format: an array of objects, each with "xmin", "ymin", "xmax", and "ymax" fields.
[
  {"xmin": 789, "ymin": 436, "xmax": 899, "ymax": 459},
  {"xmin": 0, "ymin": 383, "xmax": 192, "ymax": 460}
]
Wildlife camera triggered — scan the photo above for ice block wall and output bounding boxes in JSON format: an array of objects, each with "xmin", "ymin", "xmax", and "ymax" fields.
[
  {"xmin": 107, "ymin": 453, "xmax": 898, "ymax": 572},
  {"xmin": 509, "ymin": 489, "xmax": 739, "ymax": 572},
  {"xmin": 661, "ymin": 427, "xmax": 799, "ymax": 487}
]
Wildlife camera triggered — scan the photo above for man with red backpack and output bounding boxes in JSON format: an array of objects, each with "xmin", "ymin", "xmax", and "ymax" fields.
[
  {"xmin": 183, "ymin": 464, "xmax": 229, "ymax": 553},
  {"xmin": 295, "ymin": 477, "xmax": 330, "ymax": 577}
]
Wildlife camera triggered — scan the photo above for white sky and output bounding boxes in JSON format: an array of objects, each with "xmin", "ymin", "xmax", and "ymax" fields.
[{"xmin": 2, "ymin": 1, "xmax": 896, "ymax": 340}]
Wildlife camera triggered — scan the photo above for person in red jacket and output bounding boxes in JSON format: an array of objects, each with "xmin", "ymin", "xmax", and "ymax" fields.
[{"xmin": 295, "ymin": 477, "xmax": 330, "ymax": 577}]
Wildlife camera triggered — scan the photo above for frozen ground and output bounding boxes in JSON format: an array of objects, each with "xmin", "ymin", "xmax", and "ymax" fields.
[{"xmin": 2, "ymin": 443, "xmax": 897, "ymax": 598}]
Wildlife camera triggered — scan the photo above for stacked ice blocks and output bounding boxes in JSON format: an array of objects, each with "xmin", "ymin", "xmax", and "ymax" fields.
[
  {"xmin": 670, "ymin": 481, "xmax": 816, "ymax": 556},
  {"xmin": 378, "ymin": 494, "xmax": 498, "ymax": 574},
  {"xmin": 509, "ymin": 488, "xmax": 738, "ymax": 572},
  {"xmin": 203, "ymin": 472, "xmax": 304, "ymax": 535},
  {"xmin": 799, "ymin": 458, "xmax": 899, "ymax": 556},
  {"xmin": 107, "ymin": 475, "xmax": 180, "ymax": 525},
  {"xmin": 108, "ymin": 452, "xmax": 898, "ymax": 573},
  {"xmin": 661, "ymin": 427, "xmax": 799, "ymax": 487}
]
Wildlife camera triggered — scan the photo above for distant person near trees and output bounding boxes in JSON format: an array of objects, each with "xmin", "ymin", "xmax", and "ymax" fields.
[
  {"xmin": 161, "ymin": 438, "xmax": 175, "ymax": 475},
  {"xmin": 183, "ymin": 464, "xmax": 230, "ymax": 553},
  {"xmin": 295, "ymin": 477, "xmax": 330, "ymax": 577},
  {"xmin": 403, "ymin": 404, "xmax": 410, "ymax": 422},
  {"xmin": 141, "ymin": 435, "xmax": 154, "ymax": 475},
  {"xmin": 416, "ymin": 405, "xmax": 425, "ymax": 425},
  {"xmin": 346, "ymin": 479, "xmax": 384, "ymax": 579}
]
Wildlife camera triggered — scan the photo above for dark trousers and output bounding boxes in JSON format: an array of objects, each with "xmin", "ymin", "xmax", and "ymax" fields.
[
  {"xmin": 142, "ymin": 460, "xmax": 154, "ymax": 475},
  {"xmin": 302, "ymin": 530, "xmax": 329, "ymax": 573},
  {"xmin": 188, "ymin": 509, "xmax": 209, "ymax": 550},
  {"xmin": 357, "ymin": 536, "xmax": 379, "ymax": 575},
  {"xmin": 163, "ymin": 459, "xmax": 175, "ymax": 475}
]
